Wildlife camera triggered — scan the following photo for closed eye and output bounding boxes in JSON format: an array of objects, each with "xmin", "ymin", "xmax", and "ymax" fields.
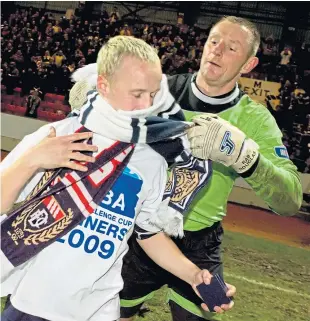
[{"xmin": 150, "ymin": 90, "xmax": 159, "ymax": 98}]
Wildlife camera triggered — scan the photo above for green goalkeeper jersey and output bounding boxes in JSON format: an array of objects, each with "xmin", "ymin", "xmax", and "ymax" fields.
[{"xmin": 168, "ymin": 73, "xmax": 302, "ymax": 231}]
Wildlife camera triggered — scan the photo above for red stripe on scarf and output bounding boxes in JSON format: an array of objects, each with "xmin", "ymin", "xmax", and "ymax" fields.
[{"xmin": 65, "ymin": 174, "xmax": 94, "ymax": 215}]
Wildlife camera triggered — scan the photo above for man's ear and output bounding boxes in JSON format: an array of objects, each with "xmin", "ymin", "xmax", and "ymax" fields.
[
  {"xmin": 240, "ymin": 56, "xmax": 259, "ymax": 75},
  {"xmin": 97, "ymin": 74, "xmax": 109, "ymax": 96}
]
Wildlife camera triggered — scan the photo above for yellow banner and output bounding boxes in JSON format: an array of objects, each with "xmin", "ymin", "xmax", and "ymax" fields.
[{"xmin": 239, "ymin": 78, "xmax": 281, "ymax": 105}]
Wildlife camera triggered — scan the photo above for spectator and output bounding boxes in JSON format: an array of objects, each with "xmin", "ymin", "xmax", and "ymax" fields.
[
  {"xmin": 280, "ymin": 47, "xmax": 292, "ymax": 66},
  {"xmin": 74, "ymin": 2, "xmax": 85, "ymax": 18},
  {"xmin": 5, "ymin": 61, "xmax": 19, "ymax": 94},
  {"xmin": 1, "ymin": 24, "xmax": 11, "ymax": 39},
  {"xmin": 52, "ymin": 40, "xmax": 62, "ymax": 54},
  {"xmin": 10, "ymin": 49, "xmax": 24, "ymax": 69},
  {"xmin": 45, "ymin": 22, "xmax": 53, "ymax": 38},
  {"xmin": 77, "ymin": 57, "xmax": 86, "ymax": 68},
  {"xmin": 52, "ymin": 20, "xmax": 62, "ymax": 34},
  {"xmin": 68, "ymin": 62, "xmax": 76, "ymax": 73},
  {"xmin": 52, "ymin": 50, "xmax": 66, "ymax": 68},
  {"xmin": 42, "ymin": 50, "xmax": 52, "ymax": 66},
  {"xmin": 61, "ymin": 33, "xmax": 72, "ymax": 53},
  {"xmin": 39, "ymin": 15, "xmax": 47, "ymax": 34},
  {"xmin": 31, "ymin": 25, "xmax": 39, "ymax": 41},
  {"xmin": 112, "ymin": 27, "xmax": 120, "ymax": 37},
  {"xmin": 21, "ymin": 68, "xmax": 36, "ymax": 96},
  {"xmin": 2, "ymin": 42, "xmax": 14, "ymax": 62},
  {"xmin": 85, "ymin": 48, "xmax": 96, "ymax": 64},
  {"xmin": 261, "ymin": 35, "xmax": 278, "ymax": 79},
  {"xmin": 297, "ymin": 42, "xmax": 310, "ymax": 75},
  {"xmin": 25, "ymin": 87, "xmax": 41, "ymax": 118},
  {"xmin": 304, "ymin": 157, "xmax": 310, "ymax": 174},
  {"xmin": 73, "ymin": 48, "xmax": 84, "ymax": 65},
  {"xmin": 81, "ymin": 20, "xmax": 90, "ymax": 35},
  {"xmin": 36, "ymin": 69, "xmax": 48, "ymax": 99},
  {"xmin": 100, "ymin": 6, "xmax": 110, "ymax": 24},
  {"xmin": 120, "ymin": 24, "xmax": 131, "ymax": 36},
  {"xmin": 110, "ymin": 6, "xmax": 120, "ymax": 23}
]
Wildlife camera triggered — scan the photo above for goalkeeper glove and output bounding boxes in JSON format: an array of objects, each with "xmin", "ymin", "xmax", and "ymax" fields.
[{"xmin": 187, "ymin": 114, "xmax": 259, "ymax": 174}]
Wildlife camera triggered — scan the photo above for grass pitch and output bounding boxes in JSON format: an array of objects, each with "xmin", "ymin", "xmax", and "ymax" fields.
[{"xmin": 1, "ymin": 231, "xmax": 309, "ymax": 321}]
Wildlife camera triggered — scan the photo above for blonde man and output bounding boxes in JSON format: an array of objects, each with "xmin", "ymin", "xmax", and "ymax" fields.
[{"xmin": 1, "ymin": 36, "xmax": 234, "ymax": 321}]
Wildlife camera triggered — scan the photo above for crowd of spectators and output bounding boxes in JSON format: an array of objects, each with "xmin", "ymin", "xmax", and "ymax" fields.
[
  {"xmin": 252, "ymin": 35, "xmax": 310, "ymax": 83},
  {"xmin": 2, "ymin": 5, "xmax": 310, "ymax": 96},
  {"xmin": 1, "ymin": 4, "xmax": 310, "ymax": 173},
  {"xmin": 0, "ymin": 4, "xmax": 210, "ymax": 101},
  {"xmin": 267, "ymin": 76, "xmax": 310, "ymax": 173}
]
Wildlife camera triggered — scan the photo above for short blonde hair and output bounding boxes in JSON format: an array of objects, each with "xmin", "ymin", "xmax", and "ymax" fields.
[
  {"xmin": 212, "ymin": 16, "xmax": 261, "ymax": 57},
  {"xmin": 97, "ymin": 36, "xmax": 160, "ymax": 78}
]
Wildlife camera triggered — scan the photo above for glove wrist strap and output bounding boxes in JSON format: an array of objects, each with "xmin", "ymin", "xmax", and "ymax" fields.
[{"xmin": 232, "ymin": 139, "xmax": 259, "ymax": 174}]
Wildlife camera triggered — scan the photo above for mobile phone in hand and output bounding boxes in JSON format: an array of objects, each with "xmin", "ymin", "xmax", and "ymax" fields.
[{"xmin": 196, "ymin": 274, "xmax": 232, "ymax": 312}]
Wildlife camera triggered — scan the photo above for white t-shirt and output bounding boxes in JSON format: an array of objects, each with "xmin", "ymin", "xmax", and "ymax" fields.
[{"xmin": 1, "ymin": 117, "xmax": 167, "ymax": 321}]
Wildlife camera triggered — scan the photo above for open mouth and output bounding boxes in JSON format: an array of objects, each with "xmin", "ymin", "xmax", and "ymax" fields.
[{"xmin": 207, "ymin": 61, "xmax": 221, "ymax": 67}]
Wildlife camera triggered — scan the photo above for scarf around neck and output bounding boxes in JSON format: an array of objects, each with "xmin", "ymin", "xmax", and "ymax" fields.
[
  {"xmin": 78, "ymin": 84, "xmax": 212, "ymax": 237},
  {"xmin": 1, "ymin": 75, "xmax": 211, "ymax": 269}
]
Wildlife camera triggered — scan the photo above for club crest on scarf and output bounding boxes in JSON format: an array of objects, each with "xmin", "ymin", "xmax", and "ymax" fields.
[
  {"xmin": 8, "ymin": 196, "xmax": 73, "ymax": 247},
  {"xmin": 163, "ymin": 152, "xmax": 212, "ymax": 213},
  {"xmin": 5, "ymin": 170, "xmax": 68, "ymax": 247},
  {"xmin": 165, "ymin": 169, "xmax": 200, "ymax": 206},
  {"xmin": 149, "ymin": 152, "xmax": 212, "ymax": 238}
]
